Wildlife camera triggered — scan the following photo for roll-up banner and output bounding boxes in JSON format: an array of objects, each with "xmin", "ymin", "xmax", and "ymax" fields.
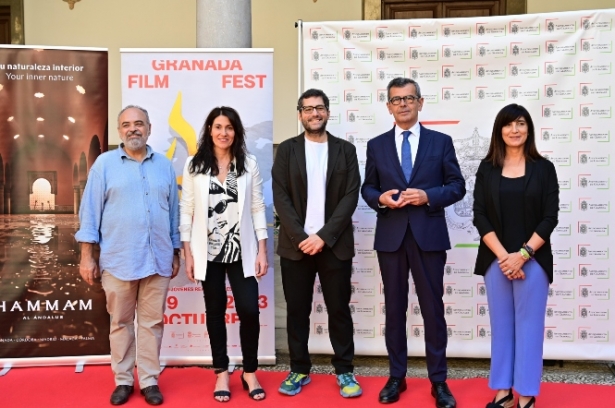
[
  {"xmin": 121, "ymin": 48, "xmax": 275, "ymax": 365},
  {"xmin": 301, "ymin": 9, "xmax": 615, "ymax": 360},
  {"xmin": 0, "ymin": 45, "xmax": 110, "ymax": 367}
]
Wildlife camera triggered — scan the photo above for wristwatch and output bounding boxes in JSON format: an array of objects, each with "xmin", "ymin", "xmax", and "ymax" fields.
[{"xmin": 173, "ymin": 248, "xmax": 181, "ymax": 256}]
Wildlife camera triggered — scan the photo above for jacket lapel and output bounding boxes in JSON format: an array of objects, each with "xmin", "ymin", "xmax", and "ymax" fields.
[
  {"xmin": 237, "ymin": 168, "xmax": 247, "ymax": 227},
  {"xmin": 292, "ymin": 134, "xmax": 308, "ymax": 189},
  {"xmin": 326, "ymin": 133, "xmax": 341, "ymax": 186},
  {"xmin": 490, "ymin": 164, "xmax": 502, "ymax": 226},
  {"xmin": 524, "ymin": 159, "xmax": 535, "ymax": 190},
  {"xmin": 199, "ymin": 172, "xmax": 211, "ymax": 220},
  {"xmin": 409, "ymin": 124, "xmax": 431, "ymax": 183},
  {"xmin": 384, "ymin": 127, "xmax": 407, "ymax": 183}
]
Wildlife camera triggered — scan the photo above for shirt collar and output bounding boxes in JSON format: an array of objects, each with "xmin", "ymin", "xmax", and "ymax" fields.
[
  {"xmin": 118, "ymin": 144, "xmax": 154, "ymax": 161},
  {"xmin": 395, "ymin": 122, "xmax": 421, "ymax": 138}
]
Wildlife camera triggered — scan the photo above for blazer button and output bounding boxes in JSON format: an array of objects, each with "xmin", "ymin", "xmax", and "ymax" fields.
[{"xmin": 333, "ymin": 236, "xmax": 337, "ymax": 240}]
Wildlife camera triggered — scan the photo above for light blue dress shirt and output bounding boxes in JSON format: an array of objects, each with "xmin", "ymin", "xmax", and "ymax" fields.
[{"xmin": 75, "ymin": 145, "xmax": 180, "ymax": 281}]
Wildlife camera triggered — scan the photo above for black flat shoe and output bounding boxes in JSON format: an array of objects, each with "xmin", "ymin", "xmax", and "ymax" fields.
[
  {"xmin": 140, "ymin": 385, "xmax": 163, "ymax": 406},
  {"xmin": 431, "ymin": 381, "xmax": 457, "ymax": 408},
  {"xmin": 517, "ymin": 396, "xmax": 536, "ymax": 408},
  {"xmin": 241, "ymin": 372, "xmax": 266, "ymax": 401},
  {"xmin": 110, "ymin": 385, "xmax": 134, "ymax": 405},
  {"xmin": 378, "ymin": 376, "xmax": 407, "ymax": 404},
  {"xmin": 486, "ymin": 389, "xmax": 514, "ymax": 408}
]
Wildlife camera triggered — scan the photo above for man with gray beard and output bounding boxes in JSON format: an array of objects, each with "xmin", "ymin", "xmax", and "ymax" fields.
[{"xmin": 76, "ymin": 106, "xmax": 180, "ymax": 406}]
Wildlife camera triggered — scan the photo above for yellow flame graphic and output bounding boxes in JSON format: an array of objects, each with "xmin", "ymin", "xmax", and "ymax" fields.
[
  {"xmin": 167, "ymin": 91, "xmax": 198, "ymax": 158},
  {"xmin": 167, "ymin": 92, "xmax": 198, "ymax": 188}
]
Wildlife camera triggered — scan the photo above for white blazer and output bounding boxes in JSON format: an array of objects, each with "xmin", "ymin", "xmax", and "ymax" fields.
[{"xmin": 179, "ymin": 154, "xmax": 267, "ymax": 281}]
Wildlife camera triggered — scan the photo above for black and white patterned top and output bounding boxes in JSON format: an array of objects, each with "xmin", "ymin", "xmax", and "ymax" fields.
[{"xmin": 207, "ymin": 162, "xmax": 241, "ymax": 262}]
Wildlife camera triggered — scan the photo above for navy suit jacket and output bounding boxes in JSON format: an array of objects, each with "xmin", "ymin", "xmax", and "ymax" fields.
[{"xmin": 361, "ymin": 125, "xmax": 466, "ymax": 252}]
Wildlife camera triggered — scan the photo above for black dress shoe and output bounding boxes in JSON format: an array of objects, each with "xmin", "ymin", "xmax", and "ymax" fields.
[
  {"xmin": 431, "ymin": 381, "xmax": 456, "ymax": 408},
  {"xmin": 110, "ymin": 385, "xmax": 134, "ymax": 405},
  {"xmin": 141, "ymin": 385, "xmax": 164, "ymax": 406},
  {"xmin": 379, "ymin": 376, "xmax": 407, "ymax": 404}
]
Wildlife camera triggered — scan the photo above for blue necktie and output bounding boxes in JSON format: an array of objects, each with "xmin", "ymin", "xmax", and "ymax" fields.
[{"xmin": 401, "ymin": 130, "xmax": 413, "ymax": 183}]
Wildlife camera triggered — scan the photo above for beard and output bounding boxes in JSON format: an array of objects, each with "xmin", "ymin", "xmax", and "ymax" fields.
[
  {"xmin": 123, "ymin": 131, "xmax": 147, "ymax": 151},
  {"xmin": 302, "ymin": 117, "xmax": 328, "ymax": 136}
]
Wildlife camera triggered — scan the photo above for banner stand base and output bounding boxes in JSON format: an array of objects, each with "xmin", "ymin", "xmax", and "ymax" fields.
[{"xmin": 0, "ymin": 364, "xmax": 11, "ymax": 376}]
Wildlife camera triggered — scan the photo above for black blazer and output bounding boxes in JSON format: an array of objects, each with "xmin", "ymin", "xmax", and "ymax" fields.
[
  {"xmin": 272, "ymin": 133, "xmax": 360, "ymax": 261},
  {"xmin": 473, "ymin": 158, "xmax": 559, "ymax": 282}
]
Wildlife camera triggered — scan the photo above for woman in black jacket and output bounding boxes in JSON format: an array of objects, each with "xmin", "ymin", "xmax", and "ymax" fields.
[{"xmin": 473, "ymin": 104, "xmax": 559, "ymax": 408}]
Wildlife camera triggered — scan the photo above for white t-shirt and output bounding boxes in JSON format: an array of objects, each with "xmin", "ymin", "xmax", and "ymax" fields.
[{"xmin": 304, "ymin": 138, "xmax": 328, "ymax": 235}]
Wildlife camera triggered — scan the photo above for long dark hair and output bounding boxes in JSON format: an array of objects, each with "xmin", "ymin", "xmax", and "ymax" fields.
[
  {"xmin": 189, "ymin": 106, "xmax": 247, "ymax": 176},
  {"xmin": 484, "ymin": 103, "xmax": 542, "ymax": 167}
]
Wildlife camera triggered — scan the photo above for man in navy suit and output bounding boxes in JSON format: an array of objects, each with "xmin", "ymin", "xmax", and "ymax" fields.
[{"xmin": 361, "ymin": 78, "xmax": 465, "ymax": 407}]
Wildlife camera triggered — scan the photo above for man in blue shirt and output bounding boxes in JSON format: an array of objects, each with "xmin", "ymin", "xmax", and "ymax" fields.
[{"xmin": 76, "ymin": 105, "xmax": 180, "ymax": 406}]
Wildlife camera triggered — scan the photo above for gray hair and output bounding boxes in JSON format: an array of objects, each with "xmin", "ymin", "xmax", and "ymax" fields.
[
  {"xmin": 117, "ymin": 105, "xmax": 150, "ymax": 126},
  {"xmin": 387, "ymin": 77, "xmax": 422, "ymax": 100}
]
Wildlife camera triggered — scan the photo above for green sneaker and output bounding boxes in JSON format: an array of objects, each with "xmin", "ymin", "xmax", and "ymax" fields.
[
  {"xmin": 337, "ymin": 372, "xmax": 363, "ymax": 398},
  {"xmin": 278, "ymin": 372, "xmax": 311, "ymax": 396}
]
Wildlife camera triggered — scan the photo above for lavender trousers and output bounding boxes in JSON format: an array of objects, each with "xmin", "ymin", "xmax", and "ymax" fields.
[{"xmin": 484, "ymin": 258, "xmax": 549, "ymax": 396}]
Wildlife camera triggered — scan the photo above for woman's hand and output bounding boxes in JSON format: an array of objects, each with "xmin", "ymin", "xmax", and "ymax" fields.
[
  {"xmin": 184, "ymin": 251, "xmax": 195, "ymax": 283},
  {"xmin": 255, "ymin": 250, "xmax": 268, "ymax": 277},
  {"xmin": 498, "ymin": 251, "xmax": 527, "ymax": 280}
]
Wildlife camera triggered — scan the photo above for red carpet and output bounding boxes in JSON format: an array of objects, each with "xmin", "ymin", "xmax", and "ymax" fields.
[{"xmin": 0, "ymin": 365, "xmax": 613, "ymax": 407}]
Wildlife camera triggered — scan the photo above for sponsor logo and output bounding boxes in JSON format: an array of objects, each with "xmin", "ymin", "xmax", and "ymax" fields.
[{"xmin": 412, "ymin": 304, "xmax": 421, "ymax": 316}]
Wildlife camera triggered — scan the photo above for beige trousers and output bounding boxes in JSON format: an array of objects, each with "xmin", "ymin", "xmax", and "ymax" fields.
[{"xmin": 102, "ymin": 271, "xmax": 170, "ymax": 389}]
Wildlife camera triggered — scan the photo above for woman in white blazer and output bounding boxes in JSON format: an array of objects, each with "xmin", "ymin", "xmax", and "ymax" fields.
[{"xmin": 180, "ymin": 106, "xmax": 268, "ymax": 402}]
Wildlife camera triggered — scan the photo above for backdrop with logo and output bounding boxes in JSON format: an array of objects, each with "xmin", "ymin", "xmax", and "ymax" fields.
[
  {"xmin": 121, "ymin": 49, "xmax": 275, "ymax": 365},
  {"xmin": 301, "ymin": 9, "xmax": 615, "ymax": 360},
  {"xmin": 0, "ymin": 45, "xmax": 110, "ymax": 367}
]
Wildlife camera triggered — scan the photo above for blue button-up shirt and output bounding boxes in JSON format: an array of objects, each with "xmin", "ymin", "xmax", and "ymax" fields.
[{"xmin": 75, "ymin": 145, "xmax": 180, "ymax": 281}]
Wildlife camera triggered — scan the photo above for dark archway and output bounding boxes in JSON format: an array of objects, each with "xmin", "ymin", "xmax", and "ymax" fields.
[
  {"xmin": 11, "ymin": 140, "xmax": 73, "ymax": 214},
  {"xmin": 87, "ymin": 135, "xmax": 102, "ymax": 171}
]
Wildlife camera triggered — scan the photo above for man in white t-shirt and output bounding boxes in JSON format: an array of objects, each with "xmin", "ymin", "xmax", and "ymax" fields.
[{"xmin": 273, "ymin": 89, "xmax": 362, "ymax": 398}]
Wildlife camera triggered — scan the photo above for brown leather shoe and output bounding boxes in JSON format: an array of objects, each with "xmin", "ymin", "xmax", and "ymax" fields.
[
  {"xmin": 110, "ymin": 385, "xmax": 133, "ymax": 405},
  {"xmin": 141, "ymin": 385, "xmax": 164, "ymax": 405}
]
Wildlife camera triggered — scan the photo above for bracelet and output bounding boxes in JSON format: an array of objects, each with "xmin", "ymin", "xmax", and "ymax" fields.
[
  {"xmin": 523, "ymin": 243, "xmax": 535, "ymax": 258},
  {"xmin": 519, "ymin": 248, "xmax": 530, "ymax": 260}
]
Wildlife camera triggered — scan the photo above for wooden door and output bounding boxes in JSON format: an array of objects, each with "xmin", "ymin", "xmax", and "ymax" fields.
[
  {"xmin": 381, "ymin": 0, "xmax": 525, "ymax": 20},
  {"xmin": 0, "ymin": 6, "xmax": 10, "ymax": 44}
]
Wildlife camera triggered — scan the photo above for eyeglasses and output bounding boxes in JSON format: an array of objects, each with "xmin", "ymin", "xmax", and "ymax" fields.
[
  {"xmin": 389, "ymin": 95, "xmax": 420, "ymax": 105},
  {"xmin": 299, "ymin": 105, "xmax": 328, "ymax": 114}
]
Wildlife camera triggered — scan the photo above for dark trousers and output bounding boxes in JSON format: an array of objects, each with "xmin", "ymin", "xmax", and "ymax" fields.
[
  {"xmin": 202, "ymin": 260, "xmax": 260, "ymax": 373},
  {"xmin": 281, "ymin": 247, "xmax": 354, "ymax": 375},
  {"xmin": 378, "ymin": 226, "xmax": 448, "ymax": 382}
]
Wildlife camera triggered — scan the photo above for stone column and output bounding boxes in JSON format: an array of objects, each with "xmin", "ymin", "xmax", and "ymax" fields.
[
  {"xmin": 73, "ymin": 186, "xmax": 81, "ymax": 215},
  {"xmin": 196, "ymin": 0, "xmax": 251, "ymax": 48},
  {"xmin": 79, "ymin": 181, "xmax": 86, "ymax": 209}
]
